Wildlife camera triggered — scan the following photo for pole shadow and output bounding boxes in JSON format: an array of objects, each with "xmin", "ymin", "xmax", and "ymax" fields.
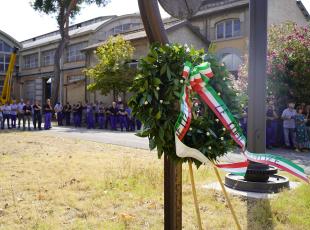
[{"xmin": 246, "ymin": 198, "xmax": 274, "ymax": 230}]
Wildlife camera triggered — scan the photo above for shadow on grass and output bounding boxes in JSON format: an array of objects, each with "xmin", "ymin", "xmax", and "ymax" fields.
[{"xmin": 247, "ymin": 198, "xmax": 274, "ymax": 230}]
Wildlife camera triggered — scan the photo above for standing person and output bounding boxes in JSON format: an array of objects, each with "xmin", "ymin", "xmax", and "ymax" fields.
[
  {"xmin": 281, "ymin": 102, "xmax": 297, "ymax": 149},
  {"xmin": 240, "ymin": 106, "xmax": 248, "ymax": 137},
  {"xmin": 17, "ymin": 99, "xmax": 25, "ymax": 129},
  {"xmin": 10, "ymin": 100, "xmax": 18, "ymax": 128},
  {"xmin": 105, "ymin": 105, "xmax": 111, "ymax": 129},
  {"xmin": 109, "ymin": 102, "xmax": 118, "ymax": 131},
  {"xmin": 44, "ymin": 99, "xmax": 53, "ymax": 130},
  {"xmin": 306, "ymin": 105, "xmax": 310, "ymax": 139},
  {"xmin": 94, "ymin": 101, "xmax": 99, "ymax": 127},
  {"xmin": 3, "ymin": 102, "xmax": 11, "ymax": 129},
  {"xmin": 77, "ymin": 102, "xmax": 83, "ymax": 127},
  {"xmin": 23, "ymin": 100, "xmax": 32, "ymax": 131},
  {"xmin": 33, "ymin": 100, "xmax": 42, "ymax": 130},
  {"xmin": 98, "ymin": 102, "xmax": 105, "ymax": 129},
  {"xmin": 294, "ymin": 106, "xmax": 310, "ymax": 151},
  {"xmin": 118, "ymin": 104, "xmax": 128, "ymax": 131},
  {"xmin": 72, "ymin": 104, "xmax": 78, "ymax": 127},
  {"xmin": 54, "ymin": 102, "xmax": 63, "ymax": 126},
  {"xmin": 0, "ymin": 103, "xmax": 4, "ymax": 129},
  {"xmin": 63, "ymin": 102, "xmax": 72, "ymax": 126},
  {"xmin": 266, "ymin": 102, "xmax": 278, "ymax": 149},
  {"xmin": 125, "ymin": 105, "xmax": 135, "ymax": 131},
  {"xmin": 86, "ymin": 102, "xmax": 95, "ymax": 129}
]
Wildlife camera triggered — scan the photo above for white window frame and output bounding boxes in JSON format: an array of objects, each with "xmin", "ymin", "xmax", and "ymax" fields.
[
  {"xmin": 216, "ymin": 19, "xmax": 241, "ymax": 40},
  {"xmin": 41, "ymin": 49, "xmax": 55, "ymax": 66},
  {"xmin": 23, "ymin": 53, "xmax": 39, "ymax": 69},
  {"xmin": 66, "ymin": 43, "xmax": 86, "ymax": 63}
]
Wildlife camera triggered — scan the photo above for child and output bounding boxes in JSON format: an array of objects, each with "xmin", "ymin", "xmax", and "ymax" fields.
[{"xmin": 294, "ymin": 106, "xmax": 310, "ymax": 152}]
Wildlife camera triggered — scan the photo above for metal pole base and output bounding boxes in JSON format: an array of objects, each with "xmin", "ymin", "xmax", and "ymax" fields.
[{"xmin": 225, "ymin": 174, "xmax": 289, "ymax": 193}]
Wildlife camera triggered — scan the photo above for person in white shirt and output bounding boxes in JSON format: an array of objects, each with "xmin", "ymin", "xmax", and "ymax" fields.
[
  {"xmin": 54, "ymin": 102, "xmax": 63, "ymax": 126},
  {"xmin": 3, "ymin": 102, "xmax": 11, "ymax": 129},
  {"xmin": 10, "ymin": 100, "xmax": 18, "ymax": 128},
  {"xmin": 17, "ymin": 99, "xmax": 25, "ymax": 129},
  {"xmin": 0, "ymin": 103, "xmax": 4, "ymax": 129}
]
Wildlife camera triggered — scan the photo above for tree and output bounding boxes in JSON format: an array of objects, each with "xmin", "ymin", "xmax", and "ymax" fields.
[
  {"xmin": 85, "ymin": 35, "xmax": 135, "ymax": 101},
  {"xmin": 32, "ymin": 0, "xmax": 110, "ymax": 104},
  {"xmin": 238, "ymin": 22, "xmax": 310, "ymax": 107}
]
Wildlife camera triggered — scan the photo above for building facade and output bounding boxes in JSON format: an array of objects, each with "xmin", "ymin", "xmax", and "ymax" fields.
[
  {"xmin": 190, "ymin": 0, "xmax": 309, "ymax": 75},
  {"xmin": 1, "ymin": 0, "xmax": 308, "ymax": 105}
]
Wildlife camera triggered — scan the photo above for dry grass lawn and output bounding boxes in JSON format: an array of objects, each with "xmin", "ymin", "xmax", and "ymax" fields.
[{"xmin": 0, "ymin": 131, "xmax": 310, "ymax": 230}]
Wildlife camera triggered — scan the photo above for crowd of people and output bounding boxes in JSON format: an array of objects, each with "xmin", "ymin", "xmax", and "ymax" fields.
[
  {"xmin": 0, "ymin": 99, "xmax": 141, "ymax": 132},
  {"xmin": 240, "ymin": 101, "xmax": 310, "ymax": 152},
  {"xmin": 1, "ymin": 98, "xmax": 310, "ymax": 152}
]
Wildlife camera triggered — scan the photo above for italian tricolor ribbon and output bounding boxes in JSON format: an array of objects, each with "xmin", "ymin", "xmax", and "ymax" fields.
[{"xmin": 175, "ymin": 61, "xmax": 309, "ymax": 183}]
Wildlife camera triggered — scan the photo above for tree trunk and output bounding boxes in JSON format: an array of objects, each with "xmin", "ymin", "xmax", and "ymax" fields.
[
  {"xmin": 51, "ymin": 0, "xmax": 78, "ymax": 105},
  {"xmin": 52, "ymin": 40, "xmax": 67, "ymax": 104}
]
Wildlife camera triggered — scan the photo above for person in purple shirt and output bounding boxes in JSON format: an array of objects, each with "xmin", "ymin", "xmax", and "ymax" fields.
[
  {"xmin": 86, "ymin": 102, "xmax": 95, "ymax": 129},
  {"xmin": 44, "ymin": 99, "xmax": 53, "ymax": 130},
  {"xmin": 109, "ymin": 102, "xmax": 118, "ymax": 131},
  {"xmin": 281, "ymin": 102, "xmax": 297, "ymax": 148},
  {"xmin": 266, "ymin": 102, "xmax": 278, "ymax": 149}
]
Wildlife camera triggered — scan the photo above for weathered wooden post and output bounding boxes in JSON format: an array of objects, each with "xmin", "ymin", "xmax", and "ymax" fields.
[
  {"xmin": 137, "ymin": 0, "xmax": 203, "ymax": 228},
  {"xmin": 137, "ymin": 1, "xmax": 182, "ymax": 229}
]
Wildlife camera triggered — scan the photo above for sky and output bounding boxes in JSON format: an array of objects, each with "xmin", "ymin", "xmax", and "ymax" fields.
[{"xmin": 0, "ymin": 0, "xmax": 309, "ymax": 42}]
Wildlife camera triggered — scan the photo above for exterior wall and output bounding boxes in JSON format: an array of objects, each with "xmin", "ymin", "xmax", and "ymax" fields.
[
  {"xmin": 168, "ymin": 27, "xmax": 208, "ymax": 50},
  {"xmin": 268, "ymin": 0, "xmax": 309, "ymax": 26}
]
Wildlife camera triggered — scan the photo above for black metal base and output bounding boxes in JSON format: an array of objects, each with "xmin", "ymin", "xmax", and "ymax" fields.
[{"xmin": 225, "ymin": 174, "xmax": 289, "ymax": 193}]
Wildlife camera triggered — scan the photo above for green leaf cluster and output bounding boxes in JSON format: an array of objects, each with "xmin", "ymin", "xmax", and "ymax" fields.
[
  {"xmin": 129, "ymin": 43, "xmax": 241, "ymax": 166},
  {"xmin": 85, "ymin": 36, "xmax": 136, "ymax": 100}
]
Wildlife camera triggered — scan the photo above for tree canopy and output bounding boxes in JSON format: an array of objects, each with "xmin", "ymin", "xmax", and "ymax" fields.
[
  {"xmin": 85, "ymin": 35, "xmax": 136, "ymax": 101},
  {"xmin": 238, "ymin": 22, "xmax": 310, "ymax": 107}
]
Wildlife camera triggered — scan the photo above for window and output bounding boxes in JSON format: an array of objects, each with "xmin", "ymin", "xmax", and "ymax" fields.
[
  {"xmin": 221, "ymin": 53, "xmax": 242, "ymax": 72},
  {"xmin": 23, "ymin": 53, "xmax": 39, "ymax": 69},
  {"xmin": 68, "ymin": 75, "xmax": 85, "ymax": 83},
  {"xmin": 0, "ymin": 54, "xmax": 11, "ymax": 73},
  {"xmin": 0, "ymin": 40, "xmax": 13, "ymax": 73},
  {"xmin": 216, "ymin": 19, "xmax": 241, "ymax": 40},
  {"xmin": 66, "ymin": 43, "xmax": 86, "ymax": 63},
  {"xmin": 0, "ymin": 40, "xmax": 12, "ymax": 52},
  {"xmin": 0, "ymin": 80, "xmax": 4, "ymax": 93},
  {"xmin": 41, "ymin": 49, "xmax": 55, "ymax": 66},
  {"xmin": 105, "ymin": 23, "xmax": 142, "ymax": 37}
]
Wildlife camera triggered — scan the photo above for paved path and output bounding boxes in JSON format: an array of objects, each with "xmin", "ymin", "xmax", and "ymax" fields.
[{"xmin": 42, "ymin": 126, "xmax": 310, "ymax": 174}]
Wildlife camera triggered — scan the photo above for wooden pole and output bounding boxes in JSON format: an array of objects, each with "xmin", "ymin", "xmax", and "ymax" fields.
[
  {"xmin": 213, "ymin": 165, "xmax": 241, "ymax": 230},
  {"xmin": 137, "ymin": 0, "xmax": 182, "ymax": 229},
  {"xmin": 188, "ymin": 160, "xmax": 203, "ymax": 230}
]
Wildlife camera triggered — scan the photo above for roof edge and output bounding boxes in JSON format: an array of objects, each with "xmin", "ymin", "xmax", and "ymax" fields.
[{"xmin": 0, "ymin": 30, "xmax": 21, "ymax": 48}]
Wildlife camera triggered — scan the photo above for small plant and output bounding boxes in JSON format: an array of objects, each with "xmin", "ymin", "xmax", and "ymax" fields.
[{"xmin": 129, "ymin": 43, "xmax": 242, "ymax": 165}]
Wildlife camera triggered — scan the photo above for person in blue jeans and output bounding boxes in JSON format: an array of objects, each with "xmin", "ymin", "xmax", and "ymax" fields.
[
  {"xmin": 281, "ymin": 102, "xmax": 297, "ymax": 149},
  {"xmin": 0, "ymin": 104, "xmax": 4, "ymax": 129},
  {"xmin": 118, "ymin": 104, "xmax": 128, "ymax": 131},
  {"xmin": 44, "ymin": 99, "xmax": 53, "ymax": 130},
  {"xmin": 266, "ymin": 103, "xmax": 278, "ymax": 149}
]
